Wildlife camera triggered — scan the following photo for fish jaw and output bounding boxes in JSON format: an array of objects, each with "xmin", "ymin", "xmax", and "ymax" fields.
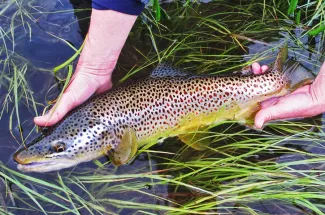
[
  {"xmin": 16, "ymin": 159, "xmax": 80, "ymax": 173},
  {"xmin": 14, "ymin": 149, "xmax": 105, "ymax": 172}
]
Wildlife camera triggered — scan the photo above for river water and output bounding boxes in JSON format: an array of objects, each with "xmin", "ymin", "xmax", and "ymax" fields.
[{"xmin": 0, "ymin": 0, "xmax": 324, "ymax": 214}]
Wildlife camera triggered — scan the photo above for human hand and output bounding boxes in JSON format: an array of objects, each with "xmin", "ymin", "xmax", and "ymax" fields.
[
  {"xmin": 34, "ymin": 64, "xmax": 114, "ymax": 127},
  {"xmin": 254, "ymin": 62, "xmax": 325, "ymax": 129},
  {"xmin": 34, "ymin": 9, "xmax": 137, "ymax": 127}
]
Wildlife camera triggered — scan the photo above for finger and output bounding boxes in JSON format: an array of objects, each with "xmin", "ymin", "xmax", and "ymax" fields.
[
  {"xmin": 251, "ymin": 62, "xmax": 262, "ymax": 75},
  {"xmin": 261, "ymin": 65, "xmax": 268, "ymax": 73},
  {"xmin": 34, "ymin": 75, "xmax": 97, "ymax": 127},
  {"xmin": 254, "ymin": 94, "xmax": 311, "ymax": 129},
  {"xmin": 259, "ymin": 96, "xmax": 281, "ymax": 109},
  {"xmin": 289, "ymin": 85, "xmax": 310, "ymax": 95},
  {"xmin": 34, "ymin": 92, "xmax": 78, "ymax": 127}
]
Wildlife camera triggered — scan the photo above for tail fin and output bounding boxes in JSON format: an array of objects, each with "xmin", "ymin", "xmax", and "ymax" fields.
[
  {"xmin": 283, "ymin": 60, "xmax": 315, "ymax": 91},
  {"xmin": 271, "ymin": 44, "xmax": 288, "ymax": 73},
  {"xmin": 272, "ymin": 44, "xmax": 314, "ymax": 91}
]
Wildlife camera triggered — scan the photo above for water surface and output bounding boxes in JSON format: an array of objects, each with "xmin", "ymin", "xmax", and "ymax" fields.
[{"xmin": 0, "ymin": 0, "xmax": 324, "ymax": 214}]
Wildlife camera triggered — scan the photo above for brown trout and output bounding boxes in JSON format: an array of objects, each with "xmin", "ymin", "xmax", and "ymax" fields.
[{"xmin": 13, "ymin": 46, "xmax": 313, "ymax": 172}]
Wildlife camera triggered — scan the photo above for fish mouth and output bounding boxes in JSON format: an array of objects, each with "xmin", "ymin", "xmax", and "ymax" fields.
[
  {"xmin": 17, "ymin": 160, "xmax": 56, "ymax": 172},
  {"xmin": 17, "ymin": 161, "xmax": 55, "ymax": 172},
  {"xmin": 16, "ymin": 159, "xmax": 77, "ymax": 173},
  {"xmin": 13, "ymin": 134, "xmax": 46, "ymax": 165}
]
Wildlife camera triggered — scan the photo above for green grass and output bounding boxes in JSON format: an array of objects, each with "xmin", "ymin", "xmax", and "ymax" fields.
[{"xmin": 0, "ymin": 0, "xmax": 325, "ymax": 214}]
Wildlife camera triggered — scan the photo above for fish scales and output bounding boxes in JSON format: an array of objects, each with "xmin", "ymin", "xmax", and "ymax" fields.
[
  {"xmin": 13, "ymin": 46, "xmax": 313, "ymax": 172},
  {"xmin": 86, "ymin": 72, "xmax": 285, "ymax": 140}
]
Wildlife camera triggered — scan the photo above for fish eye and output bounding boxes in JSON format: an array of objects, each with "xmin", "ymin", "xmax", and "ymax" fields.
[{"xmin": 53, "ymin": 142, "xmax": 66, "ymax": 153}]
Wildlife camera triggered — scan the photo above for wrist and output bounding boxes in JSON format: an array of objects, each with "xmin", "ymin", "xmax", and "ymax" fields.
[
  {"xmin": 77, "ymin": 45, "xmax": 120, "ymax": 72},
  {"xmin": 77, "ymin": 9, "xmax": 137, "ymax": 73}
]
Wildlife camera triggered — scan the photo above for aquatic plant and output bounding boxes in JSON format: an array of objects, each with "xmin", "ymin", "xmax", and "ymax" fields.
[{"xmin": 0, "ymin": 0, "xmax": 324, "ymax": 214}]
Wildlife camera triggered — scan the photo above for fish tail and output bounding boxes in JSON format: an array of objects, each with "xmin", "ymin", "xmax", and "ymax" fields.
[
  {"xmin": 272, "ymin": 44, "xmax": 314, "ymax": 91},
  {"xmin": 271, "ymin": 44, "xmax": 288, "ymax": 73},
  {"xmin": 283, "ymin": 59, "xmax": 315, "ymax": 91}
]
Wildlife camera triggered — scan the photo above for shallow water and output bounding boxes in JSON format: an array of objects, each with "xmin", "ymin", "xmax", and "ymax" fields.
[{"xmin": 0, "ymin": 0, "xmax": 325, "ymax": 214}]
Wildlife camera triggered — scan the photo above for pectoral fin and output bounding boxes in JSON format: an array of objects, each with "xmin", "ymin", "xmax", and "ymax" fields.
[
  {"xmin": 107, "ymin": 127, "xmax": 138, "ymax": 166},
  {"xmin": 178, "ymin": 130, "xmax": 211, "ymax": 151}
]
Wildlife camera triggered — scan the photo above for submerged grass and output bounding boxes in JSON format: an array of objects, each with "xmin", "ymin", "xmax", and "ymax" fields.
[
  {"xmin": 0, "ymin": 0, "xmax": 325, "ymax": 214},
  {"xmin": 3, "ymin": 121, "xmax": 325, "ymax": 214}
]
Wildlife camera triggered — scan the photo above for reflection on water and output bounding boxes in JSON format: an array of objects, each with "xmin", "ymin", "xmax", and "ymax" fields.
[{"xmin": 0, "ymin": 0, "xmax": 324, "ymax": 214}]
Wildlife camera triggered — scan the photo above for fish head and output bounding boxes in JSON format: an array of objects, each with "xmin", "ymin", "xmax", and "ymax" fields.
[{"xmin": 14, "ymin": 114, "xmax": 116, "ymax": 172}]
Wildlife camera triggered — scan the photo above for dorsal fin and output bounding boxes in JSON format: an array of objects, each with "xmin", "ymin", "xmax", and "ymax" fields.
[{"xmin": 150, "ymin": 63, "xmax": 191, "ymax": 78}]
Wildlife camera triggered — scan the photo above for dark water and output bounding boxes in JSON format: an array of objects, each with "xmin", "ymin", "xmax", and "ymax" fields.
[{"xmin": 0, "ymin": 0, "xmax": 324, "ymax": 214}]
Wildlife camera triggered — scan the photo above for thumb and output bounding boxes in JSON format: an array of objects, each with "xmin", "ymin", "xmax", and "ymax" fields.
[
  {"xmin": 254, "ymin": 93, "xmax": 312, "ymax": 129},
  {"xmin": 254, "ymin": 105, "xmax": 280, "ymax": 129}
]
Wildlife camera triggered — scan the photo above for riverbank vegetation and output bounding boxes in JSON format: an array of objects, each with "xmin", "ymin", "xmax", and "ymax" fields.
[{"xmin": 0, "ymin": 0, "xmax": 324, "ymax": 214}]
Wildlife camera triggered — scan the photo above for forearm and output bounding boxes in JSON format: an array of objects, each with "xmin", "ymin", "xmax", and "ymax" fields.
[{"xmin": 78, "ymin": 9, "xmax": 138, "ymax": 73}]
